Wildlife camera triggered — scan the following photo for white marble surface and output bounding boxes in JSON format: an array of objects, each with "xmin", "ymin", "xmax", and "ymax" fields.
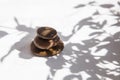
[{"xmin": 0, "ymin": 0, "xmax": 120, "ymax": 80}]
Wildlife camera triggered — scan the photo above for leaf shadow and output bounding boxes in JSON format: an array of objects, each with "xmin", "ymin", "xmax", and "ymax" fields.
[
  {"xmin": 0, "ymin": 31, "xmax": 8, "ymax": 38},
  {"xmin": 46, "ymin": 5, "xmax": 120, "ymax": 80},
  {"xmin": 0, "ymin": 17, "xmax": 35, "ymax": 62},
  {"xmin": 0, "ymin": 1, "xmax": 119, "ymax": 80}
]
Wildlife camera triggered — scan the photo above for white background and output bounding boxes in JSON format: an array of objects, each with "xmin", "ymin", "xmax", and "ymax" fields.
[{"xmin": 0, "ymin": 0, "xmax": 120, "ymax": 80}]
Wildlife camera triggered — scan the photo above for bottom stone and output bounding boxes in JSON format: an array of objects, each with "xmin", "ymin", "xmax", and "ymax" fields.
[{"xmin": 31, "ymin": 40, "xmax": 64, "ymax": 57}]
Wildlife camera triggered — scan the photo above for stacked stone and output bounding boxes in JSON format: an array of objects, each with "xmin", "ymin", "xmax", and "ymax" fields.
[{"xmin": 31, "ymin": 27, "xmax": 64, "ymax": 57}]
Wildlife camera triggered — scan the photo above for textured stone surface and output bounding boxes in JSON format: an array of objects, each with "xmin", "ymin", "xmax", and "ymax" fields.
[{"xmin": 31, "ymin": 27, "xmax": 64, "ymax": 56}]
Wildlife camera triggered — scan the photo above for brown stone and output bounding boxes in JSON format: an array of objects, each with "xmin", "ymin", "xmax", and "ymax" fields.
[
  {"xmin": 37, "ymin": 27, "xmax": 57, "ymax": 39},
  {"xmin": 31, "ymin": 27, "xmax": 64, "ymax": 57}
]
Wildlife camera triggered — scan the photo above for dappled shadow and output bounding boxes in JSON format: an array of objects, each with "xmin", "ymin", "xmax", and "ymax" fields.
[
  {"xmin": 0, "ymin": 17, "xmax": 35, "ymax": 62},
  {"xmin": 0, "ymin": 1, "xmax": 119, "ymax": 80},
  {"xmin": 46, "ymin": 1, "xmax": 120, "ymax": 80},
  {"xmin": 74, "ymin": 1, "xmax": 115, "ymax": 9},
  {"xmin": 47, "ymin": 31, "xmax": 120, "ymax": 80},
  {"xmin": 0, "ymin": 31, "xmax": 8, "ymax": 38}
]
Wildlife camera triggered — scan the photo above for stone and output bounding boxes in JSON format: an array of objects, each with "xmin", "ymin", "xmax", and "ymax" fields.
[{"xmin": 31, "ymin": 27, "xmax": 64, "ymax": 57}]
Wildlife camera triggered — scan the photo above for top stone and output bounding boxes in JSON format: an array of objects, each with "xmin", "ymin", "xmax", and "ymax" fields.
[{"xmin": 37, "ymin": 27, "xmax": 57, "ymax": 39}]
